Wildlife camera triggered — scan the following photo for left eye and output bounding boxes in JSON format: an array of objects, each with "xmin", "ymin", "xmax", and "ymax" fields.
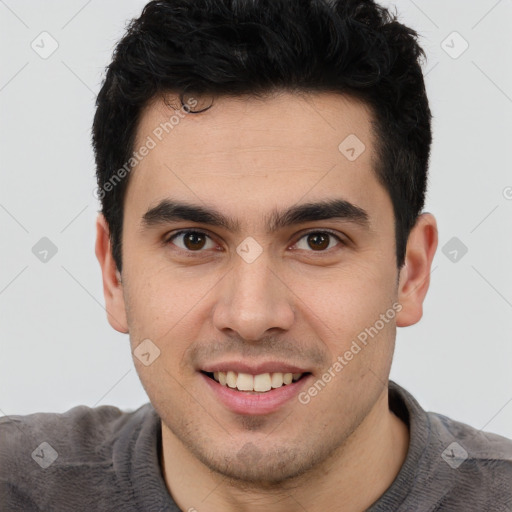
[
  {"xmin": 293, "ymin": 231, "xmax": 343, "ymax": 252},
  {"xmin": 167, "ymin": 230, "xmax": 342, "ymax": 252}
]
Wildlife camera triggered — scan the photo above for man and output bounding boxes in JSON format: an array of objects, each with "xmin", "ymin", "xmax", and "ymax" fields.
[{"xmin": 1, "ymin": 0, "xmax": 511, "ymax": 510}]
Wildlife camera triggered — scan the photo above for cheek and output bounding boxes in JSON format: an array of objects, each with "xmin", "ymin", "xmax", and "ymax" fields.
[
  {"xmin": 122, "ymin": 260, "xmax": 218, "ymax": 349},
  {"xmin": 292, "ymin": 262, "xmax": 398, "ymax": 352}
]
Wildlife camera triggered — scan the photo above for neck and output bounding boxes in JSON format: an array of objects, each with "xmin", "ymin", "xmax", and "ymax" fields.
[{"xmin": 161, "ymin": 386, "xmax": 409, "ymax": 512}]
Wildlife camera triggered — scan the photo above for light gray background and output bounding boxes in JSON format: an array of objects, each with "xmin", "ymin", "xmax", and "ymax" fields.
[{"xmin": 1, "ymin": 0, "xmax": 511, "ymax": 439}]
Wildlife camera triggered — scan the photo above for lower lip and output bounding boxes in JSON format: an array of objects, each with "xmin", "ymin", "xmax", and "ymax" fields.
[{"xmin": 200, "ymin": 372, "xmax": 312, "ymax": 415}]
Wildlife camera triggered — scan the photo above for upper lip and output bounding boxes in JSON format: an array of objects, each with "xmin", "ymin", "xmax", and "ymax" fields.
[{"xmin": 200, "ymin": 361, "xmax": 310, "ymax": 375}]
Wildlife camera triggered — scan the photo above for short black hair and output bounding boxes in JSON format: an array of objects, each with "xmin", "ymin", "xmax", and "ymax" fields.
[{"xmin": 92, "ymin": 0, "xmax": 432, "ymax": 271}]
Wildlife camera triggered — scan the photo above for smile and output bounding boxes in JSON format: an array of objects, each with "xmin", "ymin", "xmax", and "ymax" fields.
[
  {"xmin": 202, "ymin": 371, "xmax": 308, "ymax": 393},
  {"xmin": 201, "ymin": 370, "xmax": 313, "ymax": 415}
]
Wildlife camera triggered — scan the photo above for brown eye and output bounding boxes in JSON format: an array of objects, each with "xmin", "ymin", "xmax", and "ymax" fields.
[
  {"xmin": 294, "ymin": 231, "xmax": 342, "ymax": 252},
  {"xmin": 183, "ymin": 232, "xmax": 206, "ymax": 250},
  {"xmin": 168, "ymin": 230, "xmax": 215, "ymax": 251},
  {"xmin": 307, "ymin": 233, "xmax": 330, "ymax": 250}
]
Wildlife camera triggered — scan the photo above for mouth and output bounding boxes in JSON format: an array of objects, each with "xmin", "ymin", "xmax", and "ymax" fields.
[
  {"xmin": 199, "ymin": 361, "xmax": 314, "ymax": 415},
  {"xmin": 201, "ymin": 370, "xmax": 311, "ymax": 394}
]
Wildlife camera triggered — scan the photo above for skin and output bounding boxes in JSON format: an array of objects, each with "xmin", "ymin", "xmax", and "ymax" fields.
[{"xmin": 96, "ymin": 91, "xmax": 438, "ymax": 512}]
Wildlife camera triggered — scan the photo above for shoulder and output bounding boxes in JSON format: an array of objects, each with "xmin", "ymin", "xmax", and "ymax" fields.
[
  {"xmin": 429, "ymin": 410, "xmax": 512, "ymax": 463},
  {"xmin": 0, "ymin": 403, "xmax": 154, "ymax": 511},
  {"xmin": 426, "ymin": 411, "xmax": 512, "ymax": 509},
  {"xmin": 0, "ymin": 404, "xmax": 128, "ymax": 464},
  {"xmin": 387, "ymin": 382, "xmax": 512, "ymax": 510}
]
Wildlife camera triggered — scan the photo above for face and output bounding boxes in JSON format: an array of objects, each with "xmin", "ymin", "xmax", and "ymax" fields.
[{"xmin": 99, "ymin": 92, "xmax": 425, "ymax": 484}]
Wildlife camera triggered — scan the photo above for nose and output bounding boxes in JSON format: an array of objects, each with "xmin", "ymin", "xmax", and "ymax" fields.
[{"xmin": 212, "ymin": 251, "xmax": 295, "ymax": 342}]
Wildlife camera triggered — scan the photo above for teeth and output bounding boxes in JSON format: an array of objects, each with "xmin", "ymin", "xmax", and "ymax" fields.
[
  {"xmin": 226, "ymin": 371, "xmax": 237, "ymax": 388},
  {"xmin": 253, "ymin": 373, "xmax": 272, "ymax": 392},
  {"xmin": 211, "ymin": 371, "xmax": 304, "ymax": 392},
  {"xmin": 237, "ymin": 373, "xmax": 254, "ymax": 391},
  {"xmin": 271, "ymin": 372, "xmax": 283, "ymax": 388}
]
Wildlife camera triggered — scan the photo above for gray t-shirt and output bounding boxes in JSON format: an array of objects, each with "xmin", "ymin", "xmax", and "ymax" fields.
[{"xmin": 1, "ymin": 380, "xmax": 511, "ymax": 511}]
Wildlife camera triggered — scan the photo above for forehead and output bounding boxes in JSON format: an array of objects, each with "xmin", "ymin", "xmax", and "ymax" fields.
[
  {"xmin": 135, "ymin": 91, "xmax": 374, "ymax": 164},
  {"xmin": 126, "ymin": 91, "xmax": 390, "ymax": 227}
]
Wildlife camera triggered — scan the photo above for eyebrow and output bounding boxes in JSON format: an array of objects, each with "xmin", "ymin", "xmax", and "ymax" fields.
[{"xmin": 141, "ymin": 198, "xmax": 370, "ymax": 233}]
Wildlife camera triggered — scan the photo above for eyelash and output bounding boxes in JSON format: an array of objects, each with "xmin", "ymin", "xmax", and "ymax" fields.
[{"xmin": 165, "ymin": 229, "xmax": 346, "ymax": 254}]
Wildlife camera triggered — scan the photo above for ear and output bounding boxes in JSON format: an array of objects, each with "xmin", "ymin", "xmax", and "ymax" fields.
[
  {"xmin": 95, "ymin": 214, "xmax": 129, "ymax": 333},
  {"xmin": 396, "ymin": 213, "xmax": 438, "ymax": 327}
]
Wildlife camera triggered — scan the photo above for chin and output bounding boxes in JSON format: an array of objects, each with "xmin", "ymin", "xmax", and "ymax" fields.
[{"xmin": 193, "ymin": 440, "xmax": 323, "ymax": 487}]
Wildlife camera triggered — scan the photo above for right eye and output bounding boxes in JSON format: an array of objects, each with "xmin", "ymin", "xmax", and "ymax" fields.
[{"xmin": 166, "ymin": 230, "xmax": 217, "ymax": 252}]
